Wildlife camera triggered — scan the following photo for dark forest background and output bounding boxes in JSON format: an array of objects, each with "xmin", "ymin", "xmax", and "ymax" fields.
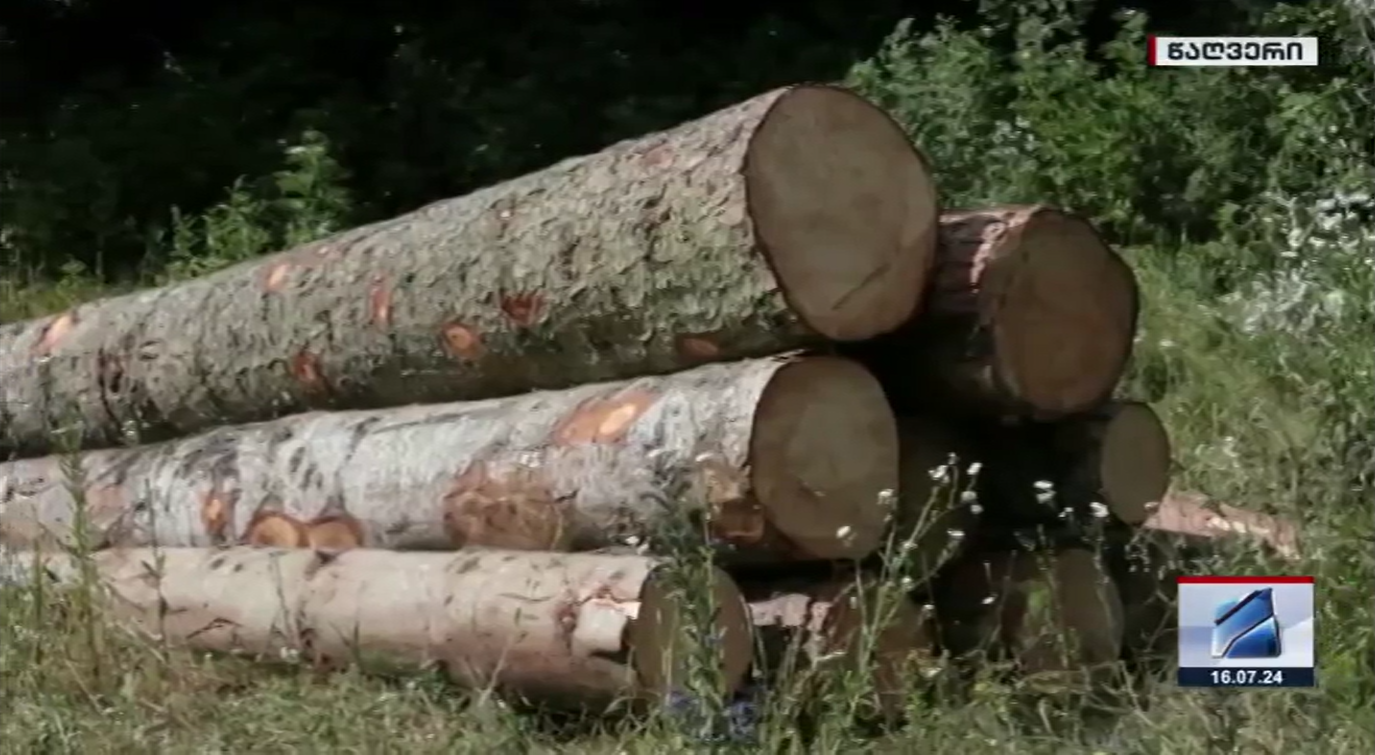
[{"xmin": 1, "ymin": 0, "xmax": 1356, "ymax": 278}]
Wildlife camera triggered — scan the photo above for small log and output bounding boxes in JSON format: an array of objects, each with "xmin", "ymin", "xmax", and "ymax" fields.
[
  {"xmin": 1053, "ymin": 401, "xmax": 1172, "ymax": 526},
  {"xmin": 0, "ymin": 355, "xmax": 898, "ymax": 562},
  {"xmin": 933, "ymin": 547, "xmax": 1124, "ymax": 684},
  {"xmin": 27, "ymin": 546, "xmax": 755, "ymax": 710},
  {"xmin": 0, "ymin": 84, "xmax": 939, "ymax": 459},
  {"xmin": 1144, "ymin": 492, "xmax": 1300, "ymax": 561},
  {"xmin": 848, "ymin": 206, "xmax": 1139, "ymax": 421},
  {"xmin": 890, "ymin": 415, "xmax": 980, "ymax": 588},
  {"xmin": 743, "ymin": 577, "xmax": 937, "ymax": 721}
]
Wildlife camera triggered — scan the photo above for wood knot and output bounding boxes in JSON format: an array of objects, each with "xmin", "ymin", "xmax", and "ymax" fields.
[
  {"xmin": 290, "ymin": 351, "xmax": 331, "ymax": 396},
  {"xmin": 499, "ymin": 292, "xmax": 544, "ymax": 327},
  {"xmin": 675, "ymin": 334, "xmax": 721, "ymax": 362},
  {"xmin": 243, "ymin": 511, "xmax": 307, "ymax": 548},
  {"xmin": 552, "ymin": 389, "xmax": 658, "ymax": 446},
  {"xmin": 440, "ymin": 322, "xmax": 484, "ymax": 361},
  {"xmin": 442, "ymin": 461, "xmax": 571, "ymax": 551},
  {"xmin": 33, "ymin": 311, "xmax": 78, "ymax": 355},
  {"xmin": 305, "ymin": 515, "xmax": 365, "ymax": 551}
]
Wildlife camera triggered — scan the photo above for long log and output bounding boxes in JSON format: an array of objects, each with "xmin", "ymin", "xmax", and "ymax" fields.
[
  {"xmin": 0, "ymin": 84, "xmax": 938, "ymax": 459},
  {"xmin": 1142, "ymin": 491, "xmax": 1300, "ymax": 561},
  {"xmin": 742, "ymin": 577, "xmax": 937, "ymax": 721},
  {"xmin": 0, "ymin": 356, "xmax": 898, "ymax": 561},
  {"xmin": 19, "ymin": 546, "xmax": 755, "ymax": 709},
  {"xmin": 846, "ymin": 206, "xmax": 1138, "ymax": 421},
  {"xmin": 933, "ymin": 548, "xmax": 1124, "ymax": 685}
]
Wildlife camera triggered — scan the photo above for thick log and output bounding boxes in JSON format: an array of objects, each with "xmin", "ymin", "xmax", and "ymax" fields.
[
  {"xmin": 933, "ymin": 548, "xmax": 1124, "ymax": 684},
  {"xmin": 20, "ymin": 546, "xmax": 754, "ymax": 709},
  {"xmin": 0, "ymin": 84, "xmax": 938, "ymax": 459},
  {"xmin": 846, "ymin": 206, "xmax": 1138, "ymax": 421},
  {"xmin": 742, "ymin": 577, "xmax": 937, "ymax": 721},
  {"xmin": 1052, "ymin": 401, "xmax": 1172, "ymax": 526},
  {"xmin": 0, "ymin": 356, "xmax": 898, "ymax": 561}
]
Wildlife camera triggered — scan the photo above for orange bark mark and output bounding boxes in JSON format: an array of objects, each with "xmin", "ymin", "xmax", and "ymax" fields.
[
  {"xmin": 368, "ymin": 276, "xmax": 393, "ymax": 329},
  {"xmin": 675, "ymin": 334, "xmax": 721, "ymax": 362},
  {"xmin": 243, "ymin": 512, "xmax": 308, "ymax": 548},
  {"xmin": 33, "ymin": 311, "xmax": 78, "ymax": 355},
  {"xmin": 442, "ymin": 461, "xmax": 570, "ymax": 551},
  {"xmin": 305, "ymin": 515, "xmax": 365, "ymax": 551},
  {"xmin": 263, "ymin": 262, "xmax": 294, "ymax": 293},
  {"xmin": 441, "ymin": 322, "xmax": 484, "ymax": 361},
  {"xmin": 201, "ymin": 484, "xmax": 237, "ymax": 545},
  {"xmin": 290, "ymin": 351, "xmax": 330, "ymax": 395},
  {"xmin": 499, "ymin": 292, "xmax": 544, "ymax": 328},
  {"xmin": 552, "ymin": 389, "xmax": 658, "ymax": 446}
]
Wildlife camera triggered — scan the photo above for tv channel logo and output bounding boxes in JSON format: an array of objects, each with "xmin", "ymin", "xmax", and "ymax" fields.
[{"xmin": 1177, "ymin": 576, "xmax": 1315, "ymax": 687}]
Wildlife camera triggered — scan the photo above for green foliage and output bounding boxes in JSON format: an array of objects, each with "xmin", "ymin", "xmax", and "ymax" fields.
[{"xmin": 160, "ymin": 129, "xmax": 352, "ymax": 282}]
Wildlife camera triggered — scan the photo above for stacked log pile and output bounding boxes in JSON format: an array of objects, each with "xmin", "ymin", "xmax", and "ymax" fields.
[{"xmin": 0, "ymin": 84, "xmax": 1299, "ymax": 715}]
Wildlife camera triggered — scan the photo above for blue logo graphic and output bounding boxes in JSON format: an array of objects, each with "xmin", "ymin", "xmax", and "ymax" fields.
[{"xmin": 1211, "ymin": 588, "xmax": 1282, "ymax": 659}]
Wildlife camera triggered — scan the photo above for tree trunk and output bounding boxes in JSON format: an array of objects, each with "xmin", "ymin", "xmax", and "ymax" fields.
[
  {"xmin": 932, "ymin": 548, "xmax": 1124, "ymax": 686},
  {"xmin": 742, "ymin": 576, "xmax": 937, "ymax": 721},
  {"xmin": 21, "ymin": 546, "xmax": 754, "ymax": 710},
  {"xmin": 1052, "ymin": 401, "xmax": 1172, "ymax": 525},
  {"xmin": 0, "ymin": 85, "xmax": 938, "ymax": 460},
  {"xmin": 0, "ymin": 355, "xmax": 898, "ymax": 562},
  {"xmin": 890, "ymin": 415, "xmax": 980, "ymax": 589},
  {"xmin": 1143, "ymin": 492, "xmax": 1300, "ymax": 561},
  {"xmin": 846, "ymin": 206, "xmax": 1138, "ymax": 421}
]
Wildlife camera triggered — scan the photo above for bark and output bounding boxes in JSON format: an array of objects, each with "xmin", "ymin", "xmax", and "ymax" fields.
[
  {"xmin": 0, "ymin": 85, "xmax": 938, "ymax": 459},
  {"xmin": 0, "ymin": 355, "xmax": 899, "ymax": 561},
  {"xmin": 932, "ymin": 548, "xmax": 1124, "ymax": 685},
  {"xmin": 1051, "ymin": 401, "xmax": 1172, "ymax": 525},
  {"xmin": 741, "ymin": 576, "xmax": 937, "ymax": 721},
  {"xmin": 17, "ymin": 546, "xmax": 754, "ymax": 709},
  {"xmin": 846, "ymin": 206, "xmax": 1139, "ymax": 421},
  {"xmin": 890, "ymin": 415, "xmax": 980, "ymax": 589},
  {"xmin": 1142, "ymin": 492, "xmax": 1300, "ymax": 561}
]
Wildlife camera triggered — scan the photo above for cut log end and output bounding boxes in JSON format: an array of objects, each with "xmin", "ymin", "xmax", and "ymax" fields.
[
  {"xmin": 746, "ymin": 86, "xmax": 938, "ymax": 342},
  {"xmin": 1098, "ymin": 403, "xmax": 1172, "ymax": 525},
  {"xmin": 990, "ymin": 210, "xmax": 1136, "ymax": 415},
  {"xmin": 751, "ymin": 357, "xmax": 898, "ymax": 560},
  {"xmin": 630, "ymin": 565, "xmax": 753, "ymax": 699}
]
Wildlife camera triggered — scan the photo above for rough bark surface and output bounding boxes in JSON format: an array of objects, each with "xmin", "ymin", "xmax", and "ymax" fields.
[
  {"xmin": 0, "ymin": 84, "xmax": 938, "ymax": 459},
  {"xmin": 20, "ymin": 546, "xmax": 754, "ymax": 709},
  {"xmin": 1052, "ymin": 401, "xmax": 1172, "ymax": 525},
  {"xmin": 847, "ymin": 206, "xmax": 1139, "ymax": 421},
  {"xmin": 742, "ymin": 577, "xmax": 937, "ymax": 721},
  {"xmin": 933, "ymin": 548, "xmax": 1124, "ymax": 684},
  {"xmin": 0, "ymin": 356, "xmax": 898, "ymax": 561}
]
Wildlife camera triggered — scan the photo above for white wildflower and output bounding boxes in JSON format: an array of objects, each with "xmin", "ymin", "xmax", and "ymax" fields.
[
  {"xmin": 959, "ymin": 490, "xmax": 978, "ymax": 504},
  {"xmin": 1089, "ymin": 501, "xmax": 1110, "ymax": 518},
  {"xmin": 928, "ymin": 464, "xmax": 951, "ymax": 483},
  {"xmin": 966, "ymin": 461, "xmax": 983, "ymax": 476},
  {"xmin": 836, "ymin": 525, "xmax": 853, "ymax": 540}
]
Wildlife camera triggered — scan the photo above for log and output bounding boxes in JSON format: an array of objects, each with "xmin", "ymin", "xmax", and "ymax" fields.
[
  {"xmin": 1142, "ymin": 492, "xmax": 1300, "ymax": 561},
  {"xmin": 890, "ymin": 415, "xmax": 980, "ymax": 588},
  {"xmin": 0, "ymin": 355, "xmax": 898, "ymax": 561},
  {"xmin": 20, "ymin": 546, "xmax": 754, "ymax": 709},
  {"xmin": 846, "ymin": 206, "xmax": 1138, "ymax": 421},
  {"xmin": 1052, "ymin": 401, "xmax": 1172, "ymax": 526},
  {"xmin": 0, "ymin": 84, "xmax": 939, "ymax": 459},
  {"xmin": 933, "ymin": 548, "xmax": 1124, "ymax": 685},
  {"xmin": 743, "ymin": 577, "xmax": 937, "ymax": 721}
]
